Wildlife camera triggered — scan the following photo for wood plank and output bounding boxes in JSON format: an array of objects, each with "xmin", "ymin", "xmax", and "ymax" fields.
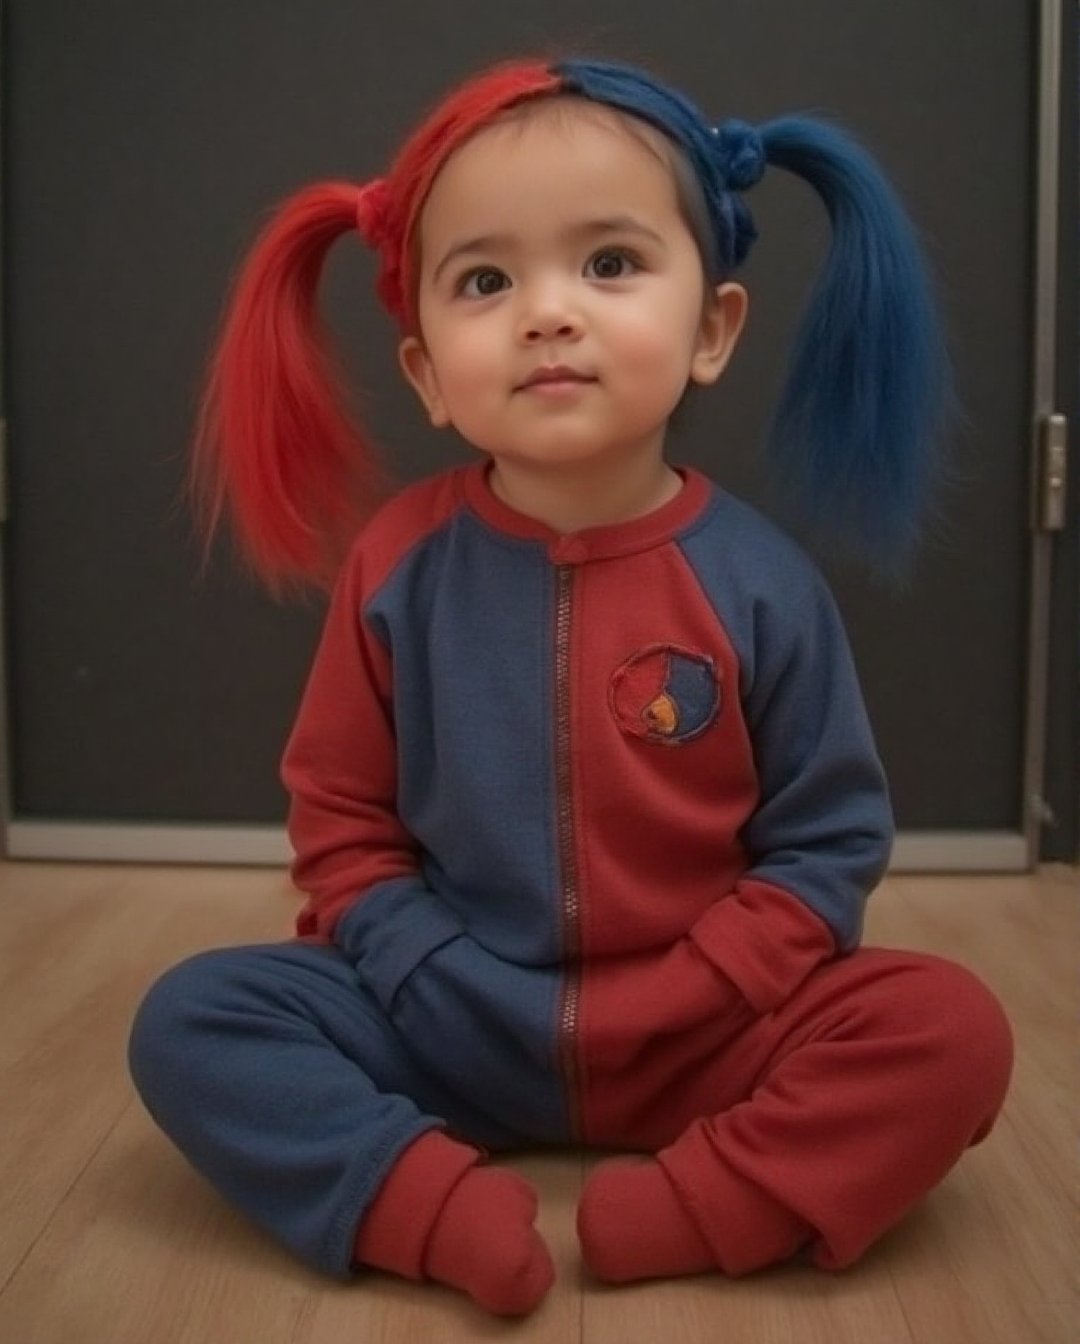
[
  {"xmin": 875, "ymin": 1138, "xmax": 1078, "ymax": 1344},
  {"xmin": 0, "ymin": 1103, "xmax": 584, "ymax": 1344},
  {"xmin": 0, "ymin": 864, "xmax": 293, "ymax": 1289},
  {"xmin": 0, "ymin": 863, "xmax": 1075, "ymax": 1342},
  {"xmin": 869, "ymin": 869, "xmax": 1078, "ymax": 1343}
]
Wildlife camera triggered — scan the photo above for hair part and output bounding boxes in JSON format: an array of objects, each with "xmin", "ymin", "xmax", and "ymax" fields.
[{"xmin": 403, "ymin": 92, "xmax": 722, "ymax": 338}]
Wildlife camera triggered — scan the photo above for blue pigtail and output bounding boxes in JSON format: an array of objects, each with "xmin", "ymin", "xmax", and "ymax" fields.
[
  {"xmin": 556, "ymin": 58, "xmax": 952, "ymax": 571},
  {"xmin": 759, "ymin": 118, "xmax": 953, "ymax": 569}
]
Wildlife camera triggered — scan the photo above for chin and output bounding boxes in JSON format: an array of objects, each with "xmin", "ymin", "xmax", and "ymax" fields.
[{"xmin": 500, "ymin": 445, "xmax": 620, "ymax": 470}]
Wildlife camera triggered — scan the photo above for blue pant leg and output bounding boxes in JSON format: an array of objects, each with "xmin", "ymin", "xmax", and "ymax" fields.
[{"xmin": 128, "ymin": 940, "xmax": 523, "ymax": 1277}]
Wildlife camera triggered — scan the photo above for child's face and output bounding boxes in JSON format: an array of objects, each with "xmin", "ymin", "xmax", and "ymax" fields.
[{"xmin": 398, "ymin": 104, "xmax": 746, "ymax": 476}]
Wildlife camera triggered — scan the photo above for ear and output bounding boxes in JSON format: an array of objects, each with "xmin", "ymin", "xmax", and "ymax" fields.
[
  {"xmin": 398, "ymin": 335, "xmax": 451, "ymax": 428},
  {"xmin": 689, "ymin": 282, "xmax": 749, "ymax": 386}
]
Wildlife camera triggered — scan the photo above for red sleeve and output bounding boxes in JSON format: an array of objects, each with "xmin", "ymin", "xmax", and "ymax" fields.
[{"xmin": 281, "ymin": 541, "xmax": 419, "ymax": 939}]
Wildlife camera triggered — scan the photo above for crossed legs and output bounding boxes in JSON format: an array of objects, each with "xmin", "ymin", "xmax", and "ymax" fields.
[{"xmin": 129, "ymin": 942, "xmax": 1012, "ymax": 1312}]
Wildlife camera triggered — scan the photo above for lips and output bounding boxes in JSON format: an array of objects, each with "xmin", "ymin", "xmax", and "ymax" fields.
[{"xmin": 517, "ymin": 365, "xmax": 596, "ymax": 390}]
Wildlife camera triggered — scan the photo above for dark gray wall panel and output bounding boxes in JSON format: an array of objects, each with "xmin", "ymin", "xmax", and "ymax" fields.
[{"xmin": 3, "ymin": 1, "xmax": 1050, "ymax": 830}]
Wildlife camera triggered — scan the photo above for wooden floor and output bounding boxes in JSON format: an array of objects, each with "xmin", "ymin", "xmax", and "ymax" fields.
[{"xmin": 0, "ymin": 860, "xmax": 1075, "ymax": 1343}]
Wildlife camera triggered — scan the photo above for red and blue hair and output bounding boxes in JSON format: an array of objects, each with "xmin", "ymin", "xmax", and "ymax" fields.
[{"xmin": 192, "ymin": 57, "xmax": 951, "ymax": 591}]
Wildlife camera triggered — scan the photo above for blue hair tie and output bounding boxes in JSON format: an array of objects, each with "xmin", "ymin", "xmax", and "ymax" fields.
[
  {"xmin": 714, "ymin": 121, "xmax": 764, "ymax": 268},
  {"xmin": 715, "ymin": 119, "xmax": 765, "ymax": 191}
]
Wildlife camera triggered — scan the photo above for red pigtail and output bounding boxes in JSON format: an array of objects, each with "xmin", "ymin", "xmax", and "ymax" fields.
[
  {"xmin": 191, "ymin": 182, "xmax": 385, "ymax": 594},
  {"xmin": 191, "ymin": 61, "xmax": 558, "ymax": 594}
]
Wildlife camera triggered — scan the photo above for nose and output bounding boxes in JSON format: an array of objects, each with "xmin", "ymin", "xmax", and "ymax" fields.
[{"xmin": 516, "ymin": 278, "xmax": 584, "ymax": 343}]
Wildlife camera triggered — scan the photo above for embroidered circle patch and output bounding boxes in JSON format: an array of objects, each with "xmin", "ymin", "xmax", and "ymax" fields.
[{"xmin": 609, "ymin": 644, "xmax": 721, "ymax": 744}]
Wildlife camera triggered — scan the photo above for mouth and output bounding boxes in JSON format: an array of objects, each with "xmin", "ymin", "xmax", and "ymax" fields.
[{"xmin": 516, "ymin": 365, "xmax": 597, "ymax": 392}]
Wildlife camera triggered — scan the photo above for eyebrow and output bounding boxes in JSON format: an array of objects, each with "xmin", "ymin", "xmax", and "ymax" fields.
[{"xmin": 430, "ymin": 216, "xmax": 666, "ymax": 284}]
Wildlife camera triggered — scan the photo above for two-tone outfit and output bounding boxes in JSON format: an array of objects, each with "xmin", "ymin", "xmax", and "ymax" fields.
[{"xmin": 130, "ymin": 463, "xmax": 1012, "ymax": 1276}]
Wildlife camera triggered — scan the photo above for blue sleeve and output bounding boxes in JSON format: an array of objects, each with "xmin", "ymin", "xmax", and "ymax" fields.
[
  {"xmin": 680, "ymin": 495, "xmax": 894, "ymax": 959},
  {"xmin": 736, "ymin": 566, "xmax": 894, "ymax": 951}
]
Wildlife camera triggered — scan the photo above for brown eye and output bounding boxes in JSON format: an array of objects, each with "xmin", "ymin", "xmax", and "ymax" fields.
[
  {"xmin": 588, "ymin": 248, "xmax": 640, "ymax": 279},
  {"xmin": 460, "ymin": 268, "xmax": 508, "ymax": 298}
]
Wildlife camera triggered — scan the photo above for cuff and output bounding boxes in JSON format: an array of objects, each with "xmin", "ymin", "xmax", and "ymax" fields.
[
  {"xmin": 335, "ymin": 877, "xmax": 467, "ymax": 1008},
  {"xmin": 688, "ymin": 879, "xmax": 836, "ymax": 1014}
]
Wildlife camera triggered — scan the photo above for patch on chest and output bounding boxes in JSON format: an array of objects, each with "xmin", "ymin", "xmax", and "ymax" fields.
[{"xmin": 608, "ymin": 644, "xmax": 721, "ymax": 745}]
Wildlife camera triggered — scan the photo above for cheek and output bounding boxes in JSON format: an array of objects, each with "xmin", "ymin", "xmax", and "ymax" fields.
[
  {"xmin": 429, "ymin": 324, "xmax": 502, "ymax": 397},
  {"xmin": 422, "ymin": 331, "xmax": 509, "ymax": 440},
  {"xmin": 615, "ymin": 287, "xmax": 701, "ymax": 353},
  {"xmin": 611, "ymin": 310, "xmax": 698, "ymax": 383}
]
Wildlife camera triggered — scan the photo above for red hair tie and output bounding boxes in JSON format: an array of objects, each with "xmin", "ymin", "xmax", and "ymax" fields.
[
  {"xmin": 354, "ymin": 178, "xmax": 392, "ymax": 248},
  {"xmin": 355, "ymin": 178, "xmax": 408, "ymax": 323}
]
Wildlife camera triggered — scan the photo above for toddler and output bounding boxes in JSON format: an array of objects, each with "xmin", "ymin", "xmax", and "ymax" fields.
[{"xmin": 129, "ymin": 57, "xmax": 1014, "ymax": 1317}]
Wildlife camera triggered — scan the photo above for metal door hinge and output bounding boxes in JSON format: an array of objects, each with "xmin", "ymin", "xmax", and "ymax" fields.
[{"xmin": 1036, "ymin": 413, "xmax": 1068, "ymax": 531}]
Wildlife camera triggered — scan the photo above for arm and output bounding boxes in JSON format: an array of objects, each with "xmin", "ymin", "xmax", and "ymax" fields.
[
  {"xmin": 590, "ymin": 568, "xmax": 888, "ymax": 1070},
  {"xmin": 283, "ymin": 542, "xmax": 466, "ymax": 972},
  {"xmin": 687, "ymin": 569, "xmax": 893, "ymax": 1014},
  {"xmin": 283, "ymin": 540, "xmax": 555, "ymax": 1053}
]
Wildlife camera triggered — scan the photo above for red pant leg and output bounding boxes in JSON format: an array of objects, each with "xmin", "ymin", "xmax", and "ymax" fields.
[{"xmin": 591, "ymin": 949, "xmax": 1014, "ymax": 1275}]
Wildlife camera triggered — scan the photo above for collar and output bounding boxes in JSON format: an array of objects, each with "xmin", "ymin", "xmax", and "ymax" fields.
[{"xmin": 459, "ymin": 460, "xmax": 713, "ymax": 564}]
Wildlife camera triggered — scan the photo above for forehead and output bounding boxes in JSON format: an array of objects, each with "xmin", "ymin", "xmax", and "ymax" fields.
[{"xmin": 414, "ymin": 101, "xmax": 683, "ymax": 251}]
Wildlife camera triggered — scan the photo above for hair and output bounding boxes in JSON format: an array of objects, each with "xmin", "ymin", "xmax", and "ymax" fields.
[{"xmin": 191, "ymin": 56, "xmax": 953, "ymax": 593}]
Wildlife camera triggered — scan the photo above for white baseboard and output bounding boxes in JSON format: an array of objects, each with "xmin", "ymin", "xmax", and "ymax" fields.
[
  {"xmin": 3, "ymin": 822, "xmax": 1030, "ymax": 873},
  {"xmin": 4, "ymin": 821, "xmax": 290, "ymax": 865},
  {"xmin": 889, "ymin": 831, "xmax": 1029, "ymax": 871}
]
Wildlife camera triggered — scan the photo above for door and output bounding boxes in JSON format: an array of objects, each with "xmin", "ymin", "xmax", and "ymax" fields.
[{"xmin": 2, "ymin": 0, "xmax": 1075, "ymax": 866}]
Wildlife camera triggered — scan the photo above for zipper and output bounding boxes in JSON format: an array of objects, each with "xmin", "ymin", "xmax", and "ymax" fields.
[{"xmin": 554, "ymin": 563, "xmax": 583, "ymax": 1142}]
